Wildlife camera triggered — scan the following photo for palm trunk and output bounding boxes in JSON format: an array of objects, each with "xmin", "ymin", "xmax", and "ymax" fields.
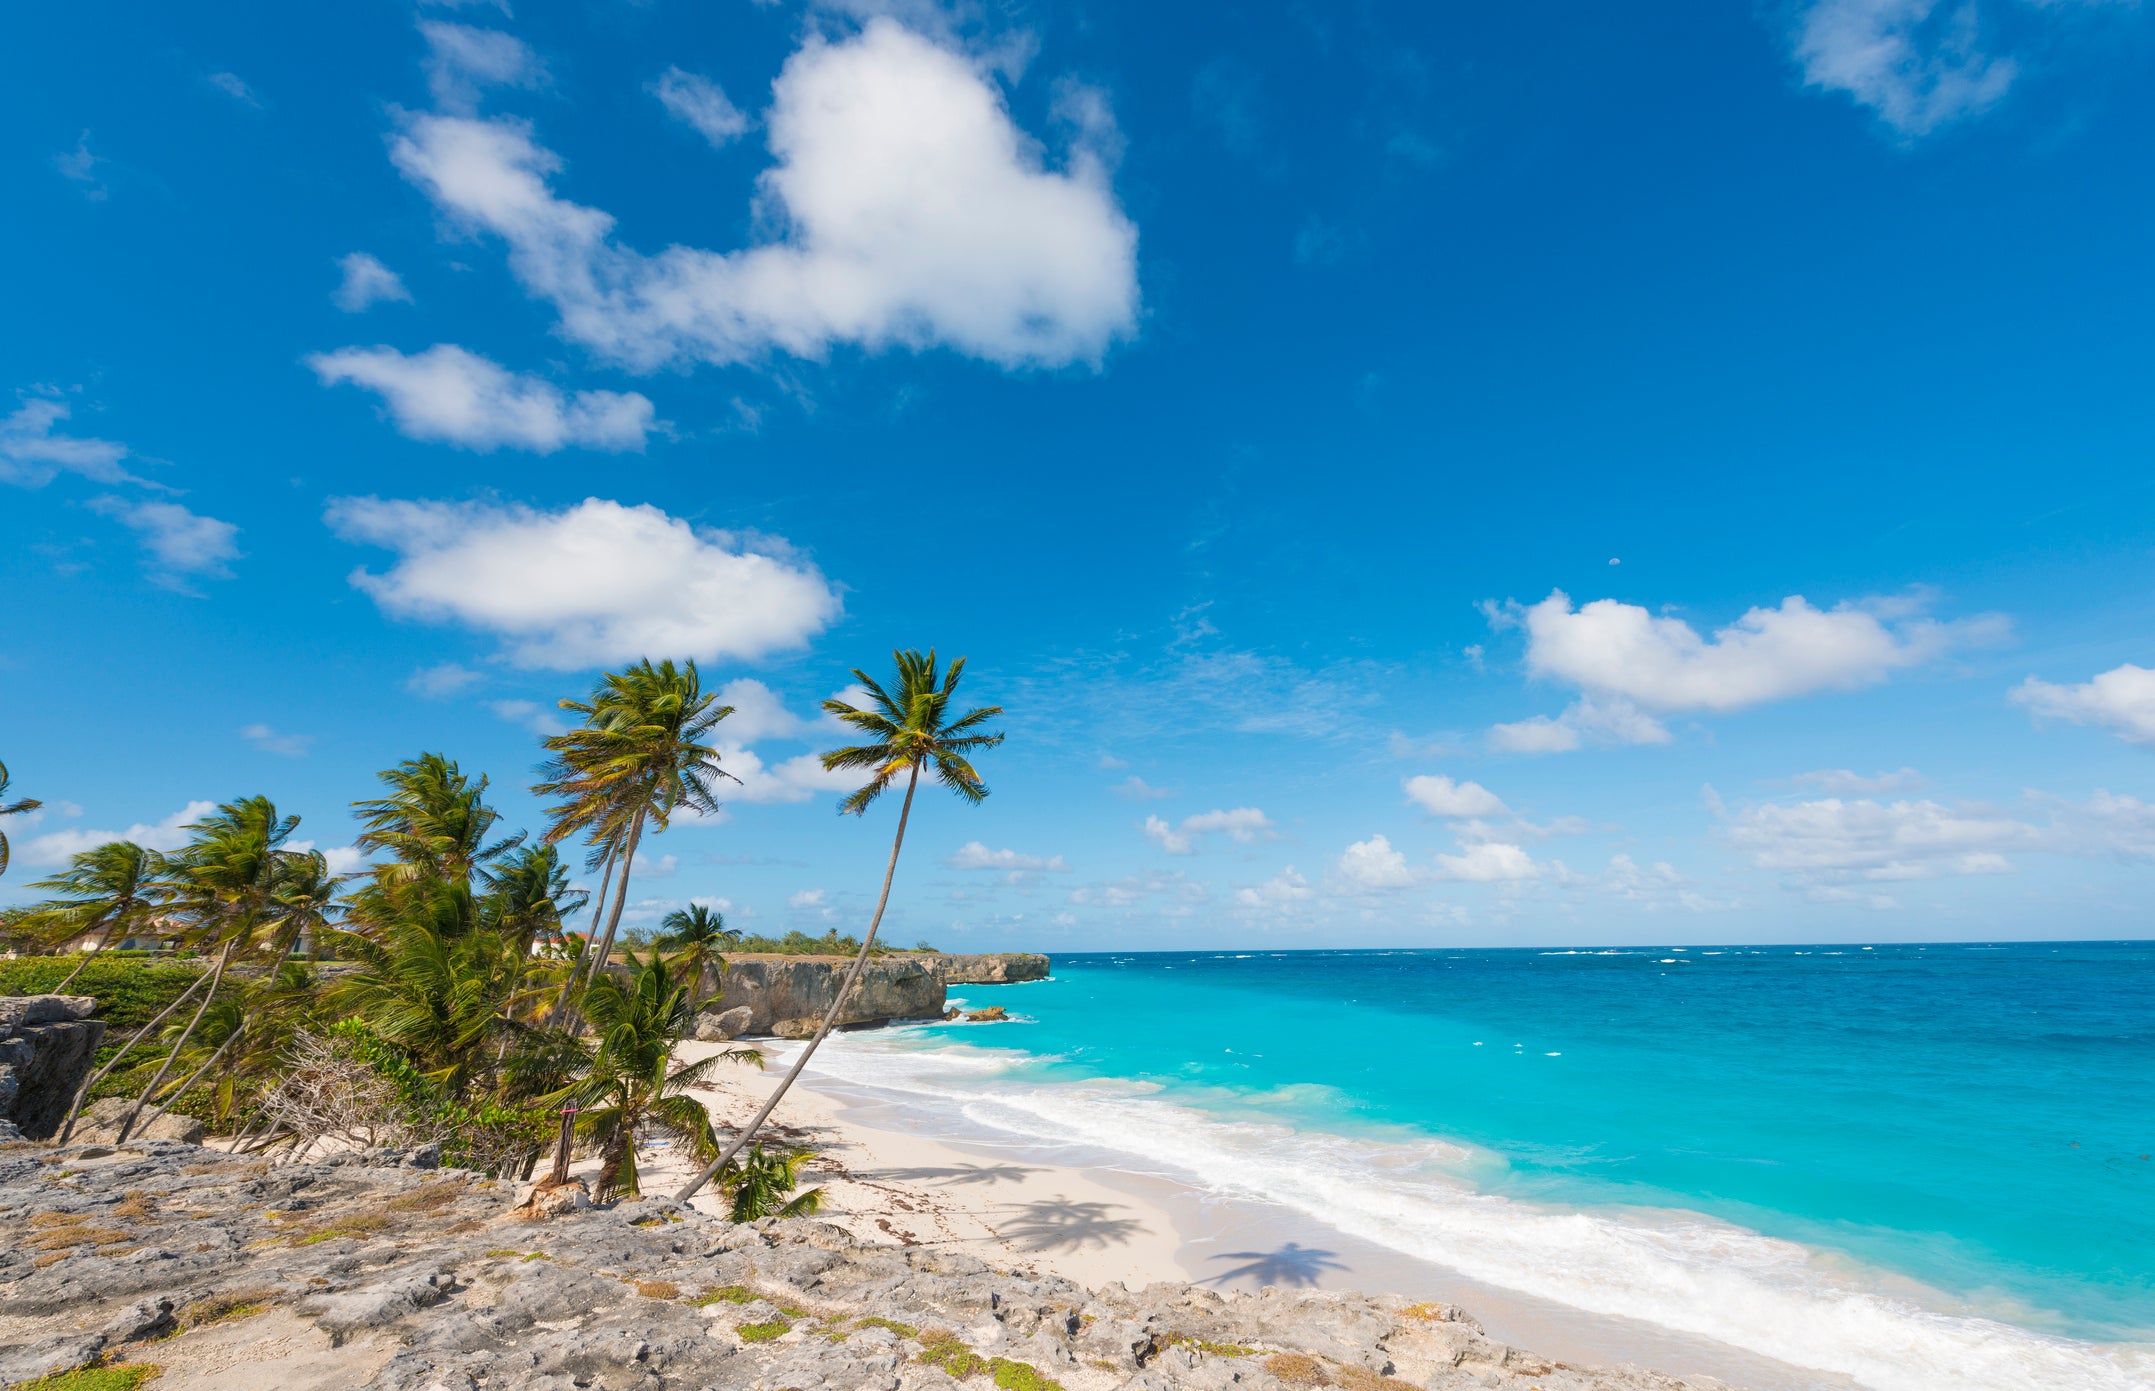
[
  {"xmin": 544, "ymin": 845, "xmax": 617, "ymax": 1029},
  {"xmin": 116, "ymin": 939, "xmax": 234, "ymax": 1143},
  {"xmin": 586, "ymin": 814, "xmax": 646, "ymax": 984},
  {"xmin": 675, "ymin": 763, "xmax": 919, "ymax": 1205},
  {"xmin": 53, "ymin": 916, "xmax": 128, "ymax": 992},
  {"xmin": 56, "ymin": 964, "xmax": 213, "ymax": 1142},
  {"xmin": 156, "ymin": 1026, "xmax": 239, "ymax": 1114}
]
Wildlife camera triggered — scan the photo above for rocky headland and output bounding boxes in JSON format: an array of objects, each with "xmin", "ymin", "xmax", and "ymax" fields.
[
  {"xmin": 693, "ymin": 954, "xmax": 1051, "ymax": 1039},
  {"xmin": 0, "ymin": 1138, "xmax": 1734, "ymax": 1391}
]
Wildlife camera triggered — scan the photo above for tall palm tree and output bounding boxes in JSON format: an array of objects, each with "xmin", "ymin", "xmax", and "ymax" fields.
[
  {"xmin": 549, "ymin": 955, "xmax": 760, "ymax": 1201},
  {"xmin": 676, "ymin": 649, "xmax": 1001, "ymax": 1203},
  {"xmin": 654, "ymin": 903, "xmax": 739, "ymax": 1006},
  {"xmin": 716, "ymin": 1144, "xmax": 825, "ymax": 1221},
  {"xmin": 352, "ymin": 753, "xmax": 522, "ymax": 886},
  {"xmin": 536, "ymin": 660, "xmax": 736, "ymax": 1024},
  {"xmin": 0, "ymin": 759, "xmax": 41, "ymax": 879},
  {"xmin": 113, "ymin": 798, "xmax": 300, "ymax": 1142},
  {"xmin": 26, "ymin": 840, "xmax": 164, "ymax": 990}
]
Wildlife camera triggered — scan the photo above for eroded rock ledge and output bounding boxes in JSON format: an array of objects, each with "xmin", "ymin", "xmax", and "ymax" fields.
[
  {"xmin": 701, "ymin": 954, "xmax": 1051, "ymax": 1037},
  {"xmin": 0, "ymin": 1140, "xmax": 1733, "ymax": 1391}
]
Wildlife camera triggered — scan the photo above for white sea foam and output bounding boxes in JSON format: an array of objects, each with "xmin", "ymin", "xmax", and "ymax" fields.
[{"xmin": 797, "ymin": 1033, "xmax": 2155, "ymax": 1391}]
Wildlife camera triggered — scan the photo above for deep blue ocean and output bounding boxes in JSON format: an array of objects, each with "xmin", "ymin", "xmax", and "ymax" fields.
[{"xmin": 806, "ymin": 942, "xmax": 2155, "ymax": 1391}]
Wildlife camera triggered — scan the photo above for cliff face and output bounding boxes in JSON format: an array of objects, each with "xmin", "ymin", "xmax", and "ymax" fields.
[
  {"xmin": 0, "ymin": 994, "xmax": 106, "ymax": 1140},
  {"xmin": 713, "ymin": 956, "xmax": 946, "ymax": 1034},
  {"xmin": 935, "ymin": 952, "xmax": 1050, "ymax": 984}
]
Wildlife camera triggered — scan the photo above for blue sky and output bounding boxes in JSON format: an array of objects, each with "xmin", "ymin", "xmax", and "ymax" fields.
[{"xmin": 7, "ymin": 0, "xmax": 2155, "ymax": 948}]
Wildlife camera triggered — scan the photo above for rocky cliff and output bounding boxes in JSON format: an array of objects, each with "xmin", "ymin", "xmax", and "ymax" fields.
[
  {"xmin": 0, "ymin": 1139, "xmax": 1734, "ymax": 1391},
  {"xmin": 935, "ymin": 953, "xmax": 1051, "ymax": 985},
  {"xmin": 702, "ymin": 954, "xmax": 1052, "ymax": 1037},
  {"xmin": 714, "ymin": 955, "xmax": 948, "ymax": 1035},
  {"xmin": 0, "ymin": 994, "xmax": 105, "ymax": 1141}
]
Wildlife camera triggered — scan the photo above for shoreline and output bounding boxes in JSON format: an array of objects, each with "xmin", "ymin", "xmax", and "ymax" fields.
[{"xmin": 648, "ymin": 1033, "xmax": 1848, "ymax": 1391}]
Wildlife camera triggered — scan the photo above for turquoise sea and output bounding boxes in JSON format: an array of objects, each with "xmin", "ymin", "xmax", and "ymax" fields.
[{"xmin": 803, "ymin": 942, "xmax": 2155, "ymax": 1391}]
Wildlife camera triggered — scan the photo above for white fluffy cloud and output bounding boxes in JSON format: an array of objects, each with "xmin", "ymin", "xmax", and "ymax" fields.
[
  {"xmin": 87, "ymin": 496, "xmax": 240, "ymax": 587},
  {"xmin": 1724, "ymin": 795, "xmax": 2034, "ymax": 898},
  {"xmin": 240, "ymin": 723, "xmax": 312, "ymax": 757},
  {"xmin": 325, "ymin": 495, "xmax": 841, "ymax": 669},
  {"xmin": 651, "ymin": 67, "xmax": 750, "ymax": 146},
  {"xmin": 0, "ymin": 397, "xmax": 135, "ymax": 488},
  {"xmin": 1403, "ymin": 774, "xmax": 1508, "ymax": 818},
  {"xmin": 947, "ymin": 842, "xmax": 1070, "ymax": 874},
  {"xmin": 390, "ymin": 19, "xmax": 1138, "ymax": 372},
  {"xmin": 1790, "ymin": 0, "xmax": 2018, "ymax": 136},
  {"xmin": 308, "ymin": 344, "xmax": 656, "ymax": 454},
  {"xmin": 2011, "ymin": 664, "xmax": 2155, "ymax": 746},
  {"xmin": 21, "ymin": 801, "xmax": 214, "ymax": 868},
  {"xmin": 1791, "ymin": 767, "xmax": 1927, "ymax": 794},
  {"xmin": 420, "ymin": 21, "xmax": 547, "ymax": 111},
  {"xmin": 1488, "ymin": 695, "xmax": 1673, "ymax": 754},
  {"xmin": 1234, "ymin": 866, "xmax": 1312, "ymax": 910},
  {"xmin": 334, "ymin": 253, "xmax": 412, "ymax": 312},
  {"xmin": 1488, "ymin": 590, "xmax": 1996, "ymax": 750},
  {"xmin": 1432, "ymin": 841, "xmax": 1544, "ymax": 882},
  {"xmin": 1335, "ymin": 834, "xmax": 1419, "ymax": 891},
  {"xmin": 716, "ymin": 678, "xmax": 816, "ymax": 744},
  {"xmin": 1142, "ymin": 807, "xmax": 1275, "ymax": 855}
]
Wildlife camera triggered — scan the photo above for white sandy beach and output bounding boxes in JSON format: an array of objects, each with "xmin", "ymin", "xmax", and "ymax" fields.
[{"xmin": 625, "ymin": 1034, "xmax": 1854, "ymax": 1391}]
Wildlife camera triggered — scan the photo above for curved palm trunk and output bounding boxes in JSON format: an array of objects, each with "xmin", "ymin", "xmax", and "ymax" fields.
[
  {"xmin": 116, "ymin": 938, "xmax": 235, "ymax": 1143},
  {"xmin": 544, "ymin": 843, "xmax": 619, "ymax": 1029},
  {"xmin": 56, "ymin": 965, "xmax": 214, "ymax": 1142},
  {"xmin": 585, "ymin": 814, "xmax": 647, "ymax": 984},
  {"xmin": 53, "ymin": 914, "xmax": 129, "ymax": 992},
  {"xmin": 675, "ymin": 764, "xmax": 919, "ymax": 1205},
  {"xmin": 154, "ymin": 930, "xmax": 302, "ymax": 1127}
]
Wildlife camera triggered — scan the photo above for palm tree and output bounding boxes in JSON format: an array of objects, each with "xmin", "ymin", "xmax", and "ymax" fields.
[
  {"xmin": 26, "ymin": 840, "xmax": 164, "ymax": 990},
  {"xmin": 112, "ymin": 798, "xmax": 301, "ymax": 1143},
  {"xmin": 536, "ymin": 660, "xmax": 736, "ymax": 1024},
  {"xmin": 676, "ymin": 649, "xmax": 1001, "ymax": 1203},
  {"xmin": 654, "ymin": 903, "xmax": 739, "ymax": 1006},
  {"xmin": 716, "ymin": 1144, "xmax": 825, "ymax": 1221},
  {"xmin": 549, "ymin": 955, "xmax": 761, "ymax": 1201},
  {"xmin": 0, "ymin": 759, "xmax": 41, "ymax": 879},
  {"xmin": 352, "ymin": 753, "xmax": 522, "ymax": 886}
]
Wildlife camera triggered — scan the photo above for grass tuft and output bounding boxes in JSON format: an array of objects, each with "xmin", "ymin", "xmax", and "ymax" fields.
[
  {"xmin": 694, "ymin": 1285, "xmax": 757, "ymax": 1306},
  {"xmin": 1263, "ymin": 1354, "xmax": 1331, "ymax": 1388},
  {"xmin": 7, "ymin": 1365, "xmax": 163, "ymax": 1391},
  {"xmin": 988, "ymin": 1358, "xmax": 1063, "ymax": 1391},
  {"xmin": 180, "ymin": 1289, "xmax": 279, "ymax": 1330},
  {"xmin": 737, "ymin": 1319, "xmax": 792, "ymax": 1343},
  {"xmin": 632, "ymin": 1280, "xmax": 679, "ymax": 1300},
  {"xmin": 917, "ymin": 1331, "xmax": 988, "ymax": 1380}
]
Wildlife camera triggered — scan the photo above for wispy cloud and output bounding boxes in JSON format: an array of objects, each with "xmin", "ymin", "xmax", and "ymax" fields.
[
  {"xmin": 240, "ymin": 723, "xmax": 312, "ymax": 757},
  {"xmin": 87, "ymin": 496, "xmax": 240, "ymax": 589}
]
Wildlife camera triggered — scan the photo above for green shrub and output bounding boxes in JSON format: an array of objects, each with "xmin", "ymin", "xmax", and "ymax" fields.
[
  {"xmin": 989, "ymin": 1360, "xmax": 1064, "ymax": 1391},
  {"xmin": 0, "ymin": 957, "xmax": 203, "ymax": 1037}
]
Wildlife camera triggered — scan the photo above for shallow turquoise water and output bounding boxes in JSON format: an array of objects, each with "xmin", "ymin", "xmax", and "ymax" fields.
[{"xmin": 820, "ymin": 941, "xmax": 2155, "ymax": 1389}]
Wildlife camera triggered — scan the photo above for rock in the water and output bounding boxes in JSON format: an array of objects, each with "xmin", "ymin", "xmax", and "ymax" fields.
[
  {"xmin": 695, "ymin": 1005, "xmax": 755, "ymax": 1041},
  {"xmin": 0, "ymin": 993, "xmax": 107, "ymax": 1140},
  {"xmin": 964, "ymin": 1006, "xmax": 1009, "ymax": 1022},
  {"xmin": 70, "ymin": 1096, "xmax": 207, "ymax": 1145}
]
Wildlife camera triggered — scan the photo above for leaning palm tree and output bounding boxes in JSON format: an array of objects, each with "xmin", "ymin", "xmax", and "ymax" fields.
[
  {"xmin": 535, "ymin": 660, "xmax": 736, "ymax": 1025},
  {"xmin": 111, "ymin": 798, "xmax": 299, "ymax": 1143},
  {"xmin": 26, "ymin": 840, "xmax": 164, "ymax": 990},
  {"xmin": 549, "ymin": 955, "xmax": 760, "ymax": 1201},
  {"xmin": 0, "ymin": 759, "xmax": 41, "ymax": 879},
  {"xmin": 676, "ymin": 649, "xmax": 1002, "ymax": 1203},
  {"xmin": 654, "ymin": 903, "xmax": 738, "ymax": 1006},
  {"xmin": 353, "ymin": 753, "xmax": 522, "ymax": 887}
]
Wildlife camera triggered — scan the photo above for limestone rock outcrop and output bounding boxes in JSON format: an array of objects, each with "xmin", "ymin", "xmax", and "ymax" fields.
[
  {"xmin": 70, "ymin": 1096, "xmax": 207, "ymax": 1145},
  {"xmin": 714, "ymin": 955, "xmax": 946, "ymax": 1035},
  {"xmin": 695, "ymin": 1005, "xmax": 755, "ymax": 1041},
  {"xmin": 0, "ymin": 1139, "xmax": 1741, "ymax": 1391},
  {"xmin": 934, "ymin": 953, "xmax": 1051, "ymax": 984},
  {"xmin": 0, "ymin": 993, "xmax": 106, "ymax": 1140}
]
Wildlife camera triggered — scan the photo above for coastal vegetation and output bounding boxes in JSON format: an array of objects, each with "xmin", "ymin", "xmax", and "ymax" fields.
[{"xmin": 0, "ymin": 648, "xmax": 999, "ymax": 1218}]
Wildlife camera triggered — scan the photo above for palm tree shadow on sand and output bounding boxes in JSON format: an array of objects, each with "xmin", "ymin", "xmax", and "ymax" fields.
[
  {"xmin": 994, "ymin": 1196, "xmax": 1146, "ymax": 1252},
  {"xmin": 867, "ymin": 1163, "xmax": 1046, "ymax": 1187},
  {"xmin": 1204, "ymin": 1242, "xmax": 1348, "ymax": 1289}
]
